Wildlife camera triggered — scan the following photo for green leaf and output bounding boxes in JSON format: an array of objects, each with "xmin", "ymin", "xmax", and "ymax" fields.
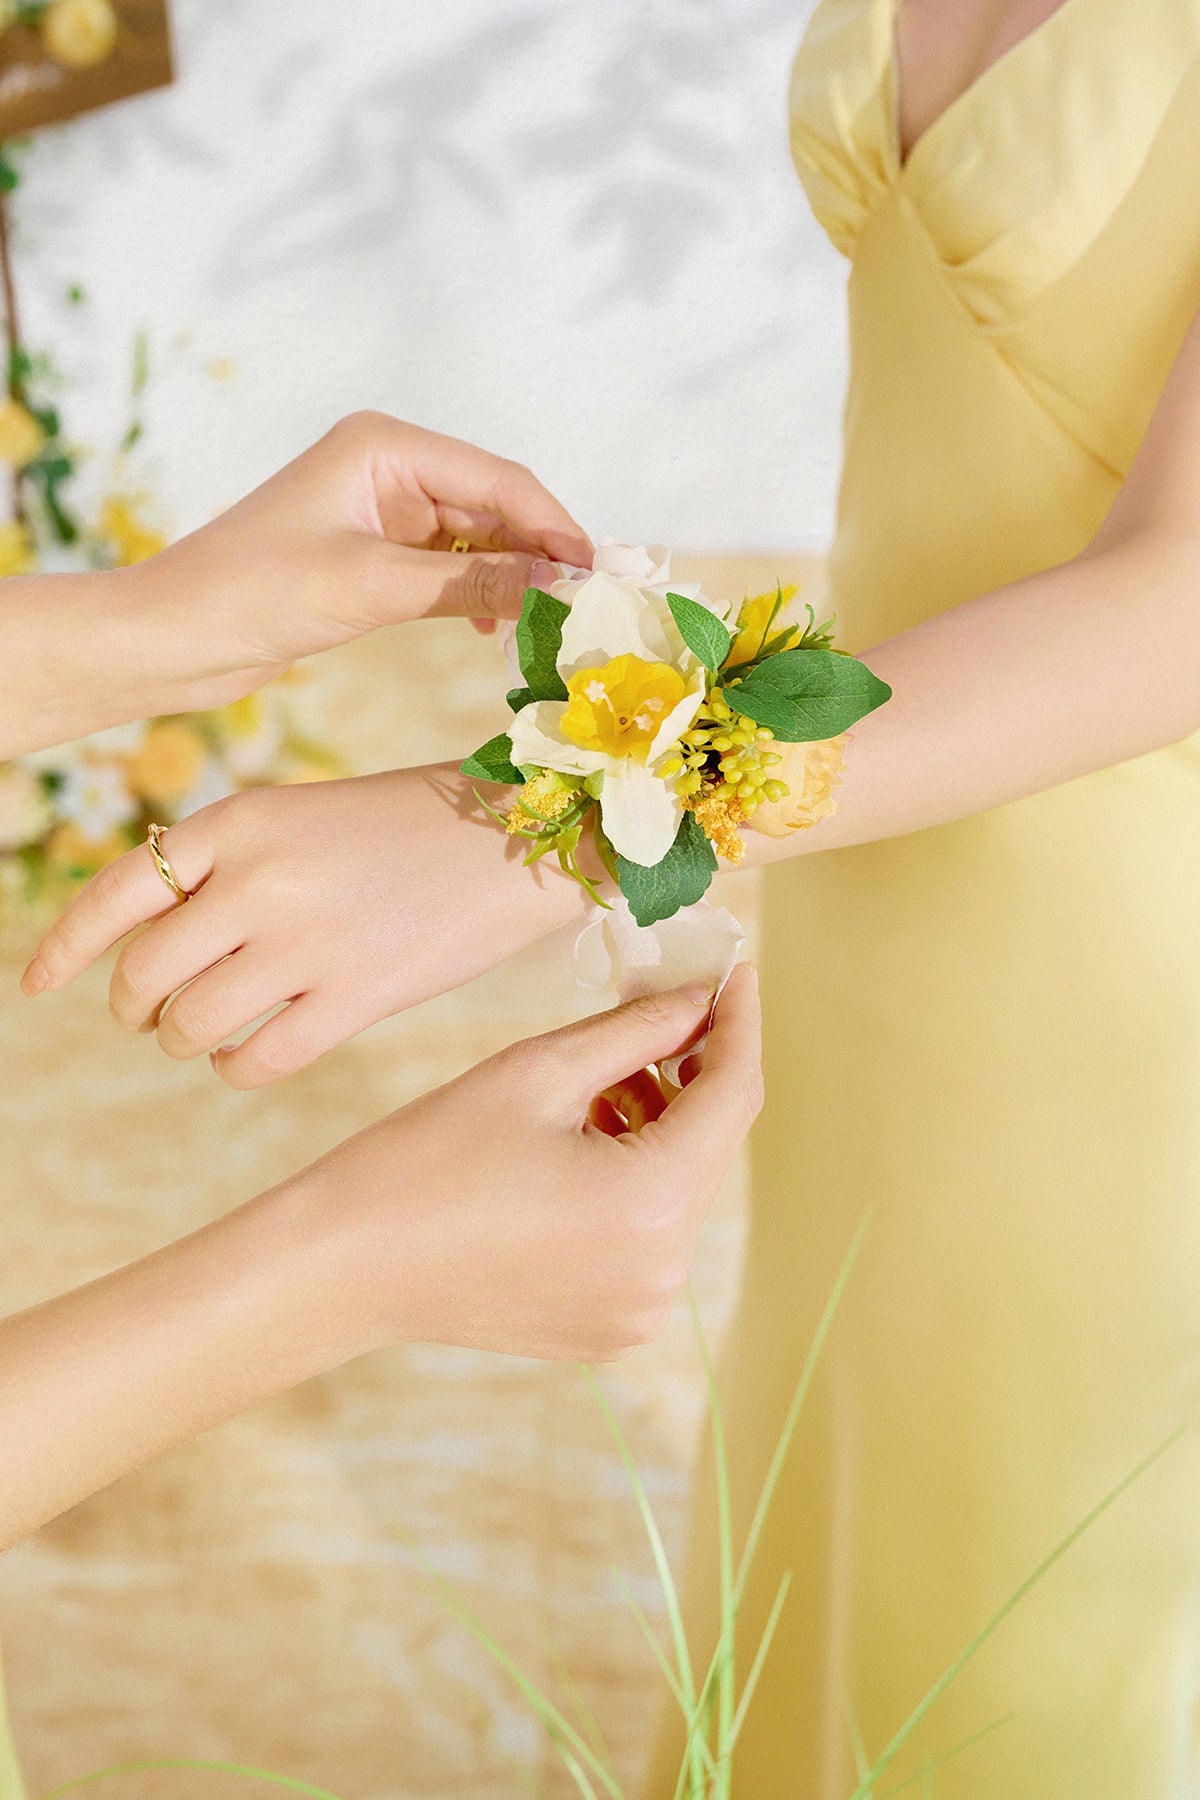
[
  {"xmin": 723, "ymin": 647, "xmax": 891, "ymax": 742},
  {"xmin": 506, "ymin": 685, "xmax": 536, "ymax": 713},
  {"xmin": 515, "ymin": 587, "xmax": 570, "ymax": 701},
  {"xmin": 0, "ymin": 157, "xmax": 17, "ymax": 196},
  {"xmin": 666, "ymin": 591, "xmax": 732, "ymax": 672},
  {"xmin": 460, "ymin": 732, "xmax": 524, "ymax": 786},
  {"xmin": 616, "ymin": 809, "xmax": 716, "ymax": 927}
]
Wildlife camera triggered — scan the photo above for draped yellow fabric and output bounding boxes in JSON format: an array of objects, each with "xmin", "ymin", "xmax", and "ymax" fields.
[
  {"xmin": 0, "ymin": 1648, "xmax": 25, "ymax": 1800},
  {"xmin": 649, "ymin": 1, "xmax": 1200, "ymax": 1794}
]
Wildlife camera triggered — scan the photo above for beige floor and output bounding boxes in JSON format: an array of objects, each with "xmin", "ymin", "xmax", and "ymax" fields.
[{"xmin": 0, "ymin": 555, "xmax": 813, "ymax": 1800}]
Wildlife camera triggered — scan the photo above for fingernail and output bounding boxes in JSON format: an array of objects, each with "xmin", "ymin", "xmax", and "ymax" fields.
[
  {"xmin": 680, "ymin": 981, "xmax": 715, "ymax": 1006},
  {"xmin": 529, "ymin": 558, "xmax": 561, "ymax": 589},
  {"xmin": 20, "ymin": 957, "xmax": 48, "ymax": 996}
]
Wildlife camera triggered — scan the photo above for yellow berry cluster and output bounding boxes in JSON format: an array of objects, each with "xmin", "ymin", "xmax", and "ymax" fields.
[{"xmin": 660, "ymin": 689, "xmax": 790, "ymax": 817}]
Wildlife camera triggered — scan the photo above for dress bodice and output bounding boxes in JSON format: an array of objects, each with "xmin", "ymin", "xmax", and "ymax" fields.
[{"xmin": 788, "ymin": 0, "xmax": 1200, "ymax": 640}]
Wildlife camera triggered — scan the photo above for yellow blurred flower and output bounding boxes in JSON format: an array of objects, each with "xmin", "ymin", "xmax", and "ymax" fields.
[
  {"xmin": 126, "ymin": 721, "xmax": 208, "ymax": 808},
  {"xmin": 41, "ymin": 0, "xmax": 118, "ymax": 69},
  {"xmin": 283, "ymin": 754, "xmax": 342, "ymax": 785},
  {"xmin": 0, "ymin": 398, "xmax": 44, "ymax": 469},
  {"xmin": 44, "ymin": 819, "xmax": 130, "ymax": 875},
  {"xmin": 217, "ymin": 694, "xmax": 264, "ymax": 739},
  {"xmin": 729, "ymin": 584, "xmax": 800, "ymax": 666},
  {"xmin": 0, "ymin": 520, "xmax": 34, "ymax": 576},
  {"xmin": 99, "ymin": 495, "xmax": 166, "ymax": 567}
]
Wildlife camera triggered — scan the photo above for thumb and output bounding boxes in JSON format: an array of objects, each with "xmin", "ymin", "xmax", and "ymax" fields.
[
  {"xmin": 366, "ymin": 542, "xmax": 538, "ymax": 625},
  {"xmin": 550, "ymin": 984, "xmax": 716, "ymax": 1116}
]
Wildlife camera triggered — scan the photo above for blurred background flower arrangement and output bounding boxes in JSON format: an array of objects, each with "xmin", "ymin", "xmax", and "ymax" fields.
[{"xmin": 0, "ymin": 131, "xmax": 342, "ymax": 920}]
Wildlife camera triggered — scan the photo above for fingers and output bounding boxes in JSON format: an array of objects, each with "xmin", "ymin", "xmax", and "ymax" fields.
[
  {"xmin": 411, "ymin": 546, "xmax": 541, "ymax": 622},
  {"xmin": 404, "ymin": 426, "xmax": 592, "ymax": 567},
  {"xmin": 109, "ymin": 894, "xmax": 243, "ymax": 1032},
  {"xmin": 23, "ymin": 820, "xmax": 216, "ymax": 996},
  {"xmin": 155, "ymin": 951, "xmax": 285, "ymax": 1061},
  {"xmin": 649, "ymin": 964, "xmax": 764, "ymax": 1164},
  {"xmin": 208, "ymin": 991, "xmax": 343, "ymax": 1089},
  {"xmin": 537, "ymin": 983, "xmax": 716, "ymax": 1119},
  {"xmin": 597, "ymin": 1068, "xmax": 668, "ymax": 1134}
]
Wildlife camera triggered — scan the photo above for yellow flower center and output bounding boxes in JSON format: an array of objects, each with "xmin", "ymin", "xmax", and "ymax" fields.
[{"xmin": 560, "ymin": 655, "xmax": 688, "ymax": 761}]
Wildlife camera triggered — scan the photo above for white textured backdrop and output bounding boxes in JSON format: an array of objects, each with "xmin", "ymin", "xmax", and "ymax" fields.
[
  {"xmin": 2, "ymin": 4, "xmax": 851, "ymax": 1795},
  {"xmin": 16, "ymin": 0, "xmax": 845, "ymax": 549}
]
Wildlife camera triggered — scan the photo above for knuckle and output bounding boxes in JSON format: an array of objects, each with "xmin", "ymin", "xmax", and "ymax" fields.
[
  {"xmin": 495, "ymin": 1033, "xmax": 552, "ymax": 1088},
  {"xmin": 159, "ymin": 989, "xmax": 213, "ymax": 1055},
  {"xmin": 111, "ymin": 933, "xmax": 157, "ymax": 1003},
  {"xmin": 463, "ymin": 554, "xmax": 517, "ymax": 619},
  {"xmin": 622, "ymin": 991, "xmax": 674, "ymax": 1033},
  {"xmin": 326, "ymin": 408, "xmax": 389, "ymax": 447}
]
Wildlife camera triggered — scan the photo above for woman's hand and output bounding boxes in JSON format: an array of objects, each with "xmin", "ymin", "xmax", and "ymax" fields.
[
  {"xmin": 0, "ymin": 970, "xmax": 762, "ymax": 1546},
  {"xmin": 309, "ymin": 965, "xmax": 762, "ymax": 1361},
  {"xmin": 24, "ymin": 764, "xmax": 607, "ymax": 1085},
  {"xmin": 0, "ymin": 413, "xmax": 591, "ymax": 761}
]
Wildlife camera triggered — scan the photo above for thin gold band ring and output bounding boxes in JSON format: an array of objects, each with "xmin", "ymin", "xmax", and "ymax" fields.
[
  {"xmin": 146, "ymin": 822, "xmax": 191, "ymax": 905},
  {"xmin": 449, "ymin": 536, "xmax": 471, "ymax": 554}
]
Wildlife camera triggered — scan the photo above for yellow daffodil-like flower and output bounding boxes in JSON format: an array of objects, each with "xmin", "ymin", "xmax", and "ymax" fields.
[
  {"xmin": 0, "ymin": 398, "xmax": 44, "ymax": 469},
  {"xmin": 561, "ymin": 655, "xmax": 688, "ymax": 763},
  {"xmin": 99, "ymin": 495, "xmax": 166, "ymax": 567},
  {"xmin": 508, "ymin": 567, "xmax": 720, "ymax": 866},
  {"xmin": 126, "ymin": 721, "xmax": 208, "ymax": 808},
  {"xmin": 41, "ymin": 0, "xmax": 118, "ymax": 69},
  {"xmin": 729, "ymin": 584, "xmax": 799, "ymax": 666},
  {"xmin": 0, "ymin": 520, "xmax": 34, "ymax": 576}
]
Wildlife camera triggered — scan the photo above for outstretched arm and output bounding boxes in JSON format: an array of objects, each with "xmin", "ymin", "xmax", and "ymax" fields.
[
  {"xmin": 746, "ymin": 298, "xmax": 1200, "ymax": 859},
  {"xmin": 0, "ymin": 411, "xmax": 590, "ymax": 761},
  {"xmin": 0, "ymin": 969, "xmax": 761, "ymax": 1549}
]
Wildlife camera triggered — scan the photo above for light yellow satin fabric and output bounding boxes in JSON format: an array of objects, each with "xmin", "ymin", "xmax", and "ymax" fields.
[
  {"xmin": 0, "ymin": 1647, "xmax": 25, "ymax": 1800},
  {"xmin": 649, "ymin": 1, "xmax": 1200, "ymax": 1794}
]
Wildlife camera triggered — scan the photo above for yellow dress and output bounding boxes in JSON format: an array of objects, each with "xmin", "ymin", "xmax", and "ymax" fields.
[{"xmin": 650, "ymin": 1, "xmax": 1200, "ymax": 1794}]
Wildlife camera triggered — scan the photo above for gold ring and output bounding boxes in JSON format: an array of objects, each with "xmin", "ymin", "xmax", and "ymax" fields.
[
  {"xmin": 146, "ymin": 822, "xmax": 191, "ymax": 905},
  {"xmin": 449, "ymin": 536, "xmax": 471, "ymax": 554}
]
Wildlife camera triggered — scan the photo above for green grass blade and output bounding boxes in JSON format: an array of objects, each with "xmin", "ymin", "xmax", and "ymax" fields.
[
  {"xmin": 581, "ymin": 1369, "xmax": 698, "ymax": 1707},
  {"xmin": 612, "ymin": 1574, "xmax": 716, "ymax": 1781},
  {"xmin": 847, "ymin": 1427, "xmax": 1188, "ymax": 1800},
  {"xmin": 686, "ymin": 1291, "xmax": 735, "ymax": 1795},
  {"xmin": 582, "ymin": 1366, "xmax": 707, "ymax": 1795},
  {"xmin": 874, "ymin": 1713, "xmax": 1014, "ymax": 1799},
  {"xmin": 38, "ymin": 1762, "xmax": 345, "ymax": 1800},
  {"xmin": 842, "ymin": 1691, "xmax": 872, "ymax": 1788},
  {"xmin": 549, "ymin": 1650, "xmax": 614, "ymax": 1773},
  {"xmin": 394, "ymin": 1531, "xmax": 623, "ymax": 1800},
  {"xmin": 726, "ymin": 1571, "xmax": 792, "ymax": 1755},
  {"xmin": 734, "ymin": 1214, "xmax": 868, "ymax": 1609}
]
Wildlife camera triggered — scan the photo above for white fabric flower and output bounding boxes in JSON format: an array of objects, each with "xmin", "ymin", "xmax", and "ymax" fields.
[
  {"xmin": 508, "ymin": 560, "xmax": 731, "ymax": 867},
  {"xmin": 56, "ymin": 760, "xmax": 139, "ymax": 841},
  {"xmin": 571, "ymin": 893, "xmax": 746, "ymax": 1084}
]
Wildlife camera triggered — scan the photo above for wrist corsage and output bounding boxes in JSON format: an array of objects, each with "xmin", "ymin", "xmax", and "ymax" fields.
[{"xmin": 462, "ymin": 547, "xmax": 890, "ymax": 926}]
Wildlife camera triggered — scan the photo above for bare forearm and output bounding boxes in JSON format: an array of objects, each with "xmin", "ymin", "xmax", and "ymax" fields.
[
  {"xmin": 747, "ymin": 536, "xmax": 1200, "ymax": 861},
  {"xmin": 0, "ymin": 566, "xmax": 176, "ymax": 760},
  {"xmin": 0, "ymin": 1167, "xmax": 369, "ymax": 1548}
]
